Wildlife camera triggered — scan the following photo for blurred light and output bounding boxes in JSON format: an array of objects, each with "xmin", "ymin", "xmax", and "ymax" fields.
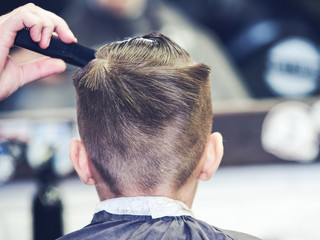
[
  {"xmin": 311, "ymin": 100, "xmax": 320, "ymax": 132},
  {"xmin": 261, "ymin": 101, "xmax": 319, "ymax": 162},
  {"xmin": 27, "ymin": 119, "xmax": 74, "ymax": 177},
  {"xmin": 247, "ymin": 21, "xmax": 279, "ymax": 48},
  {"xmin": 27, "ymin": 138, "xmax": 52, "ymax": 169},
  {"xmin": 264, "ymin": 37, "xmax": 320, "ymax": 97},
  {"xmin": 0, "ymin": 143, "xmax": 15, "ymax": 184}
]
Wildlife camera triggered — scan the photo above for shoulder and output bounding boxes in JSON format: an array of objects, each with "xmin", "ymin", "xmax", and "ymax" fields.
[
  {"xmin": 216, "ymin": 228, "xmax": 262, "ymax": 240},
  {"xmin": 195, "ymin": 219, "xmax": 262, "ymax": 240}
]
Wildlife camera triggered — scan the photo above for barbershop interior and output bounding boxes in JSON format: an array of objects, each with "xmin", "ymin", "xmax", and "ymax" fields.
[{"xmin": 0, "ymin": 0, "xmax": 319, "ymax": 239}]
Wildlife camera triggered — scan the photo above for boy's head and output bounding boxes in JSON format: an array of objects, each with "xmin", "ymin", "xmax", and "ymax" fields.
[{"xmin": 70, "ymin": 32, "xmax": 222, "ymax": 199}]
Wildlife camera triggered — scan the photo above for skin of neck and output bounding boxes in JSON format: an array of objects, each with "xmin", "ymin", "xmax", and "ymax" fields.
[{"xmin": 93, "ymin": 163, "xmax": 202, "ymax": 209}]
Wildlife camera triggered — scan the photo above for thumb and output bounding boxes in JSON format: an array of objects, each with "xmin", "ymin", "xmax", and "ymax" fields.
[{"xmin": 20, "ymin": 57, "xmax": 66, "ymax": 85}]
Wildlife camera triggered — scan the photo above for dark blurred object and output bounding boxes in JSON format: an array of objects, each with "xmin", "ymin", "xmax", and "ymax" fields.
[
  {"xmin": 1, "ymin": 0, "xmax": 73, "ymax": 15},
  {"xmin": 169, "ymin": 0, "xmax": 320, "ymax": 98},
  {"xmin": 32, "ymin": 152, "xmax": 63, "ymax": 240}
]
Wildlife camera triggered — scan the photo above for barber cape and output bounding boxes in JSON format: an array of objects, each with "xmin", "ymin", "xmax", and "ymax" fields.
[{"xmin": 57, "ymin": 196, "xmax": 261, "ymax": 240}]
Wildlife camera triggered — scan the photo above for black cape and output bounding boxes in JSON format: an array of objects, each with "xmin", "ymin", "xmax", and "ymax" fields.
[{"xmin": 58, "ymin": 211, "xmax": 261, "ymax": 240}]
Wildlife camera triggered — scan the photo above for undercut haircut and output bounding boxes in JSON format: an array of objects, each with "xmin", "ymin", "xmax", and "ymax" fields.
[{"xmin": 73, "ymin": 32, "xmax": 213, "ymax": 196}]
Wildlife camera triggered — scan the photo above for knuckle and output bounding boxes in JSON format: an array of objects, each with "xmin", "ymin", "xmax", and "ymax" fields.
[
  {"xmin": 23, "ymin": 3, "xmax": 36, "ymax": 11},
  {"xmin": 25, "ymin": 3, "xmax": 36, "ymax": 8},
  {"xmin": 14, "ymin": 3, "xmax": 36, "ymax": 15},
  {"xmin": 44, "ymin": 21, "xmax": 54, "ymax": 30}
]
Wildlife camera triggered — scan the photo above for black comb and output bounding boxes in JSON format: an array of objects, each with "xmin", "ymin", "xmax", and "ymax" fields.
[{"xmin": 14, "ymin": 28, "xmax": 96, "ymax": 67}]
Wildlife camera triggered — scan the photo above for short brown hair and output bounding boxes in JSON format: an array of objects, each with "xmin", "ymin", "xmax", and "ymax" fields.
[{"xmin": 73, "ymin": 32, "xmax": 212, "ymax": 196}]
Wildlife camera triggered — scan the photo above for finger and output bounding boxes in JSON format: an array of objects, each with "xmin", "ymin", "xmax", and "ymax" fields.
[
  {"xmin": 2, "ymin": 3, "xmax": 36, "ymax": 21},
  {"xmin": 28, "ymin": 6, "xmax": 58, "ymax": 48},
  {"xmin": 10, "ymin": 4, "xmax": 48, "ymax": 43},
  {"xmin": 19, "ymin": 57, "xmax": 66, "ymax": 85},
  {"xmin": 39, "ymin": 23, "xmax": 55, "ymax": 49},
  {"xmin": 25, "ymin": 13, "xmax": 44, "ymax": 42},
  {"xmin": 0, "ymin": 56, "xmax": 21, "ymax": 100},
  {"xmin": 0, "ymin": 11, "xmax": 40, "ymax": 71},
  {"xmin": 1, "ymin": 3, "xmax": 41, "ymax": 34},
  {"xmin": 0, "ymin": 11, "xmax": 41, "ymax": 45},
  {"xmin": 45, "ymin": 11, "xmax": 77, "ymax": 43},
  {"xmin": 30, "ymin": 6, "xmax": 76, "ymax": 44},
  {"xmin": 4, "ymin": 3, "xmax": 76, "ymax": 47}
]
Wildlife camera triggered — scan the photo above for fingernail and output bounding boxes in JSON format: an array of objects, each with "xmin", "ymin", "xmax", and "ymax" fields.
[
  {"xmin": 42, "ymin": 38, "xmax": 50, "ymax": 48},
  {"xmin": 68, "ymin": 29, "xmax": 77, "ymax": 42}
]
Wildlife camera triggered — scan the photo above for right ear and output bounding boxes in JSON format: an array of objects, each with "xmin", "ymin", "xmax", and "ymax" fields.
[
  {"xmin": 198, "ymin": 132, "xmax": 224, "ymax": 181},
  {"xmin": 70, "ymin": 139, "xmax": 96, "ymax": 185}
]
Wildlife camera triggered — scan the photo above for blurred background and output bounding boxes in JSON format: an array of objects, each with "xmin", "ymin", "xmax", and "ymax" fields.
[{"xmin": 0, "ymin": 0, "xmax": 319, "ymax": 239}]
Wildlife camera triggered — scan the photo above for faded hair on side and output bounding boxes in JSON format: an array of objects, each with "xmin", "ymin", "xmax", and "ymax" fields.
[{"xmin": 73, "ymin": 32, "xmax": 213, "ymax": 196}]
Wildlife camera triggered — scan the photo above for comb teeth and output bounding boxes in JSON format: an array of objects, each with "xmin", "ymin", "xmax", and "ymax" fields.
[{"xmin": 14, "ymin": 28, "xmax": 96, "ymax": 67}]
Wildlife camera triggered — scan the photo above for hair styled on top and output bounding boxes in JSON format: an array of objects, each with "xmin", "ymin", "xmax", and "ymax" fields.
[{"xmin": 73, "ymin": 32, "xmax": 213, "ymax": 196}]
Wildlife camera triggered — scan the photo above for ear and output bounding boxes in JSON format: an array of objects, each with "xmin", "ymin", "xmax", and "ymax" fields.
[
  {"xmin": 70, "ymin": 139, "xmax": 96, "ymax": 185},
  {"xmin": 198, "ymin": 132, "xmax": 224, "ymax": 181}
]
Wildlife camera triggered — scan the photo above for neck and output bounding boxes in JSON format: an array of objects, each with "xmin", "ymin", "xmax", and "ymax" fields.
[
  {"xmin": 95, "ymin": 196, "xmax": 194, "ymax": 219},
  {"xmin": 96, "ymin": 178, "xmax": 199, "ymax": 209}
]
